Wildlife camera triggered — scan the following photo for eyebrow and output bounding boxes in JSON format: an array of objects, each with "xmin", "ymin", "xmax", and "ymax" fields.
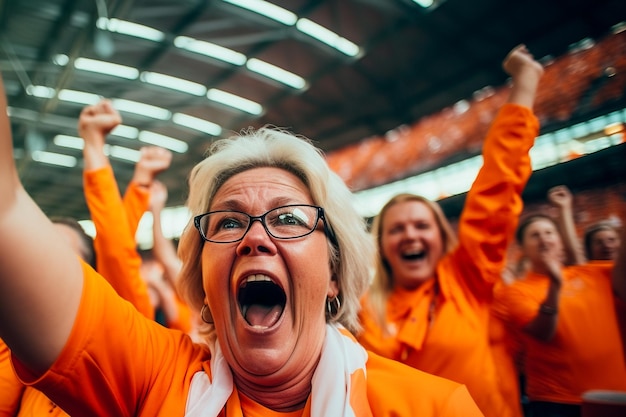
[{"xmin": 211, "ymin": 197, "xmax": 306, "ymax": 212}]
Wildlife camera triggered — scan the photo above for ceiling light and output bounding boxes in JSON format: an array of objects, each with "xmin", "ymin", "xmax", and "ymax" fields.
[
  {"xmin": 74, "ymin": 57, "xmax": 139, "ymax": 79},
  {"xmin": 26, "ymin": 85, "xmax": 56, "ymax": 98},
  {"xmin": 112, "ymin": 99, "xmax": 171, "ymax": 120},
  {"xmin": 295, "ymin": 19, "xmax": 360, "ymax": 57},
  {"xmin": 138, "ymin": 131, "xmax": 188, "ymax": 153},
  {"xmin": 612, "ymin": 22, "xmax": 626, "ymax": 34},
  {"xmin": 31, "ymin": 151, "xmax": 77, "ymax": 168},
  {"xmin": 173, "ymin": 113, "xmax": 222, "ymax": 136},
  {"xmin": 140, "ymin": 71, "xmax": 207, "ymax": 96},
  {"xmin": 111, "ymin": 124, "xmax": 139, "ymax": 139},
  {"xmin": 108, "ymin": 145, "xmax": 141, "ymax": 162},
  {"xmin": 206, "ymin": 89, "xmax": 263, "ymax": 115},
  {"xmin": 174, "ymin": 36, "xmax": 247, "ymax": 66},
  {"xmin": 412, "ymin": 0, "xmax": 434, "ymax": 7},
  {"xmin": 246, "ymin": 58, "xmax": 307, "ymax": 89},
  {"xmin": 58, "ymin": 89, "xmax": 101, "ymax": 105},
  {"xmin": 97, "ymin": 17, "xmax": 165, "ymax": 42},
  {"xmin": 222, "ymin": 0, "xmax": 297, "ymax": 26},
  {"xmin": 53, "ymin": 135, "xmax": 84, "ymax": 150},
  {"xmin": 53, "ymin": 54, "xmax": 69, "ymax": 66}
]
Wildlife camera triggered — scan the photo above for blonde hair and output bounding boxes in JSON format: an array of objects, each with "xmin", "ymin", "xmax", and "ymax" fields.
[
  {"xmin": 364, "ymin": 193, "xmax": 457, "ymax": 331},
  {"xmin": 177, "ymin": 126, "xmax": 374, "ymax": 341}
]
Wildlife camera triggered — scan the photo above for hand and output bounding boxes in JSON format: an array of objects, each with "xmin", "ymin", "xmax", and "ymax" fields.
[
  {"xmin": 547, "ymin": 185, "xmax": 573, "ymax": 211},
  {"xmin": 502, "ymin": 44, "xmax": 544, "ymax": 79},
  {"xmin": 131, "ymin": 146, "xmax": 172, "ymax": 186},
  {"xmin": 78, "ymin": 100, "xmax": 122, "ymax": 147},
  {"xmin": 538, "ymin": 247, "xmax": 564, "ymax": 287}
]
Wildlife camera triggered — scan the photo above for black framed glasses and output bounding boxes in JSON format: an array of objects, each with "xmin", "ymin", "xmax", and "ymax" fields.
[{"xmin": 194, "ymin": 204, "xmax": 337, "ymax": 244}]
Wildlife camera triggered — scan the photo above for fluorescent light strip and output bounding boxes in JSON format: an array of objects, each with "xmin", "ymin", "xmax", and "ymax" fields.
[
  {"xmin": 31, "ymin": 151, "xmax": 77, "ymax": 168},
  {"xmin": 207, "ymin": 89, "xmax": 263, "ymax": 115},
  {"xmin": 97, "ymin": 17, "xmax": 165, "ymax": 42},
  {"xmin": 58, "ymin": 89, "xmax": 101, "ymax": 105},
  {"xmin": 174, "ymin": 36, "xmax": 247, "ymax": 66},
  {"xmin": 246, "ymin": 58, "xmax": 307, "ymax": 89},
  {"xmin": 222, "ymin": 0, "xmax": 297, "ymax": 25},
  {"xmin": 295, "ymin": 19, "xmax": 360, "ymax": 57},
  {"xmin": 74, "ymin": 57, "xmax": 139, "ymax": 80},
  {"xmin": 139, "ymin": 131, "xmax": 188, "ymax": 153},
  {"xmin": 26, "ymin": 85, "xmax": 56, "ymax": 98},
  {"xmin": 140, "ymin": 72, "xmax": 207, "ymax": 96},
  {"xmin": 412, "ymin": 0, "xmax": 434, "ymax": 7},
  {"xmin": 53, "ymin": 134, "xmax": 83, "ymax": 150},
  {"xmin": 108, "ymin": 145, "xmax": 141, "ymax": 162},
  {"xmin": 54, "ymin": 135, "xmax": 141, "ymax": 163},
  {"xmin": 112, "ymin": 99, "xmax": 171, "ymax": 120},
  {"xmin": 111, "ymin": 124, "xmax": 139, "ymax": 139},
  {"xmin": 173, "ymin": 113, "xmax": 222, "ymax": 136}
]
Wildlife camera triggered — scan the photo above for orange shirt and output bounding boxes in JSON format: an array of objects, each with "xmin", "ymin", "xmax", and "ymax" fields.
[
  {"xmin": 358, "ymin": 103, "xmax": 539, "ymax": 417},
  {"xmin": 12, "ymin": 262, "xmax": 484, "ymax": 417},
  {"xmin": 493, "ymin": 263, "xmax": 626, "ymax": 404},
  {"xmin": 0, "ymin": 338, "xmax": 24, "ymax": 417},
  {"xmin": 489, "ymin": 302, "xmax": 525, "ymax": 417},
  {"xmin": 84, "ymin": 165, "xmax": 155, "ymax": 319}
]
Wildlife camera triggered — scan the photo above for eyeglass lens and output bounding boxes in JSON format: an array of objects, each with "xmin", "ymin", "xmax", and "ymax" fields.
[{"xmin": 198, "ymin": 205, "xmax": 320, "ymax": 242}]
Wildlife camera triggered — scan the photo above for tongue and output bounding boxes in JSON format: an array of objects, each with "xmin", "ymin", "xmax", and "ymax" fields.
[{"xmin": 245, "ymin": 304, "xmax": 282, "ymax": 327}]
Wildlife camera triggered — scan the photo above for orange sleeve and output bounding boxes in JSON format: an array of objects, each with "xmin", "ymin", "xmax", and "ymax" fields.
[
  {"xmin": 0, "ymin": 337, "xmax": 24, "ymax": 417},
  {"xmin": 12, "ymin": 262, "xmax": 205, "ymax": 416},
  {"xmin": 122, "ymin": 181, "xmax": 150, "ymax": 235},
  {"xmin": 455, "ymin": 103, "xmax": 539, "ymax": 298},
  {"xmin": 84, "ymin": 165, "xmax": 154, "ymax": 319}
]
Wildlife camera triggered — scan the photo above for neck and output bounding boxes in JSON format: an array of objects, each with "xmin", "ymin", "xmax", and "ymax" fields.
[{"xmin": 233, "ymin": 365, "xmax": 315, "ymax": 412}]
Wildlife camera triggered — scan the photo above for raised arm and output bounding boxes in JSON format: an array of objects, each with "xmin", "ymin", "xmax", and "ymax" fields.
[
  {"xmin": 547, "ymin": 185, "xmax": 585, "ymax": 265},
  {"xmin": 80, "ymin": 101, "xmax": 162, "ymax": 319},
  {"xmin": 523, "ymin": 249, "xmax": 563, "ymax": 342},
  {"xmin": 457, "ymin": 45, "xmax": 543, "ymax": 288},
  {"xmin": 149, "ymin": 180, "xmax": 182, "ymax": 288},
  {"xmin": 502, "ymin": 44, "xmax": 544, "ymax": 108},
  {"xmin": 0, "ymin": 75, "xmax": 83, "ymax": 373}
]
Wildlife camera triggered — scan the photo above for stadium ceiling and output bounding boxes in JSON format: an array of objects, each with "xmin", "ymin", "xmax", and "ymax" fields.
[{"xmin": 1, "ymin": 0, "xmax": 625, "ymax": 220}]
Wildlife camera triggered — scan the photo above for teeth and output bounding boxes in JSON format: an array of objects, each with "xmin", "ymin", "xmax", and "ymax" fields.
[{"xmin": 245, "ymin": 274, "xmax": 272, "ymax": 283}]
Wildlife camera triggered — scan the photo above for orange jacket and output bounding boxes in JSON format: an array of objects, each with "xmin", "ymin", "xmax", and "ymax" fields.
[{"xmin": 358, "ymin": 104, "xmax": 539, "ymax": 417}]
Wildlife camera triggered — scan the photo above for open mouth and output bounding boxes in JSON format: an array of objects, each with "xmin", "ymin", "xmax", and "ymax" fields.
[
  {"xmin": 238, "ymin": 275, "xmax": 286, "ymax": 329},
  {"xmin": 401, "ymin": 250, "xmax": 426, "ymax": 261}
]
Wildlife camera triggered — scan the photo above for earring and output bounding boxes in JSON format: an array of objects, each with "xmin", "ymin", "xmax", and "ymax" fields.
[
  {"xmin": 326, "ymin": 296, "xmax": 341, "ymax": 320},
  {"xmin": 200, "ymin": 304, "xmax": 214, "ymax": 324}
]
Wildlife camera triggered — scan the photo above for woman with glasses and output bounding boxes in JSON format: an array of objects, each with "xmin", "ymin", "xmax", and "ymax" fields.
[
  {"xmin": 356, "ymin": 45, "xmax": 544, "ymax": 417},
  {"xmin": 0, "ymin": 74, "xmax": 483, "ymax": 415}
]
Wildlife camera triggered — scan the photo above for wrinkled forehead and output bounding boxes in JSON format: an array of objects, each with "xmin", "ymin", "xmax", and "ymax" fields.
[{"xmin": 210, "ymin": 166, "xmax": 313, "ymax": 211}]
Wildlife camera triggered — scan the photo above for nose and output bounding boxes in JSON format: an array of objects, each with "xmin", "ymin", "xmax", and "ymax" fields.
[
  {"xmin": 236, "ymin": 218, "xmax": 276, "ymax": 255},
  {"xmin": 403, "ymin": 225, "xmax": 419, "ymax": 240}
]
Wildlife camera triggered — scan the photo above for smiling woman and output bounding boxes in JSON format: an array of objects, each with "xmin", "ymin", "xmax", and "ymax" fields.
[
  {"xmin": 356, "ymin": 45, "xmax": 545, "ymax": 417},
  {"xmin": 0, "ymin": 71, "xmax": 484, "ymax": 415}
]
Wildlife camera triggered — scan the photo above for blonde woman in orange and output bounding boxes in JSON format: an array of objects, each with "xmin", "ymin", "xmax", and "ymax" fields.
[{"xmin": 357, "ymin": 45, "xmax": 544, "ymax": 417}]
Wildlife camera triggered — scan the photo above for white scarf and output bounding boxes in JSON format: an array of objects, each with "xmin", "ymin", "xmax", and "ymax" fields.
[{"xmin": 185, "ymin": 324, "xmax": 371, "ymax": 417}]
